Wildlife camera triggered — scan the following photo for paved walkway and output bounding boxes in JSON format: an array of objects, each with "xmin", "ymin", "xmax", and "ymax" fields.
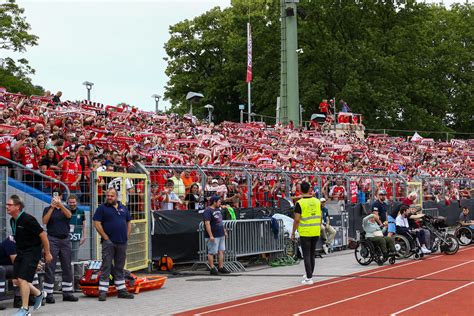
[{"xmin": 5, "ymin": 250, "xmax": 382, "ymax": 316}]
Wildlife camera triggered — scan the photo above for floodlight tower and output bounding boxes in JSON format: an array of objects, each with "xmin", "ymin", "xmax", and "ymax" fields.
[{"xmin": 280, "ymin": 0, "xmax": 300, "ymax": 126}]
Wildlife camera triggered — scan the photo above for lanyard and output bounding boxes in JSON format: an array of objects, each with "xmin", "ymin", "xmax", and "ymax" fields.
[{"xmin": 11, "ymin": 210, "xmax": 25, "ymax": 237}]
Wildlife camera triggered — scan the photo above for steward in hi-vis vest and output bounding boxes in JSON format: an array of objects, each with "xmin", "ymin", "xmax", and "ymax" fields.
[
  {"xmin": 291, "ymin": 181, "xmax": 322, "ymax": 285},
  {"xmin": 296, "ymin": 197, "xmax": 321, "ymax": 237}
]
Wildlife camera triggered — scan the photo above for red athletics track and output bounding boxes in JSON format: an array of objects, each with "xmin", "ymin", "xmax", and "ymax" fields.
[{"xmin": 177, "ymin": 246, "xmax": 474, "ymax": 316}]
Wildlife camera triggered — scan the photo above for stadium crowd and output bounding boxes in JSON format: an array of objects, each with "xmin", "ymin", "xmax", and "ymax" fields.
[{"xmin": 0, "ymin": 88, "xmax": 473, "ymax": 211}]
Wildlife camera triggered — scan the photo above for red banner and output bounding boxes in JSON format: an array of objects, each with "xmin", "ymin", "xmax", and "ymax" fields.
[{"xmin": 246, "ymin": 22, "xmax": 252, "ymax": 83}]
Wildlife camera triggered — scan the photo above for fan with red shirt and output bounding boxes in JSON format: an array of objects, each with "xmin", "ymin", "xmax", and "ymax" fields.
[{"xmin": 58, "ymin": 151, "xmax": 82, "ymax": 192}]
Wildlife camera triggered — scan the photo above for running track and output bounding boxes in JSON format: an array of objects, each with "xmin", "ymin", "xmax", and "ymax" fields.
[{"xmin": 177, "ymin": 246, "xmax": 474, "ymax": 316}]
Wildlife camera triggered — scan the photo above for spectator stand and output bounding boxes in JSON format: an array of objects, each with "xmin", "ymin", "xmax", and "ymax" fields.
[{"xmin": 90, "ymin": 170, "xmax": 150, "ymax": 272}]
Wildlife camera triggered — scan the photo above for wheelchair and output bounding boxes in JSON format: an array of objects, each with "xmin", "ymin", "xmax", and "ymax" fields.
[
  {"xmin": 354, "ymin": 232, "xmax": 396, "ymax": 266},
  {"xmin": 454, "ymin": 225, "xmax": 473, "ymax": 246},
  {"xmin": 393, "ymin": 231, "xmax": 424, "ymax": 260}
]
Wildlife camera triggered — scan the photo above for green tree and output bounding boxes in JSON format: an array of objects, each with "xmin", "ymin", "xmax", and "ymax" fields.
[
  {"xmin": 163, "ymin": 0, "xmax": 473, "ymax": 135},
  {"xmin": 0, "ymin": 0, "xmax": 42, "ymax": 95}
]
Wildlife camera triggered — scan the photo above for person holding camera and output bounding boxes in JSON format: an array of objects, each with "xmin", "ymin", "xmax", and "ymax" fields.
[{"xmin": 42, "ymin": 188, "xmax": 79, "ymax": 304}]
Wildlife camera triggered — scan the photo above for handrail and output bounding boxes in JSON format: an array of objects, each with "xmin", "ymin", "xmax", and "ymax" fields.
[{"xmin": 0, "ymin": 156, "xmax": 71, "ymax": 199}]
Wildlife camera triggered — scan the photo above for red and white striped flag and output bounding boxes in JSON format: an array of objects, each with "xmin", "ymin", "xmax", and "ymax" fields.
[{"xmin": 246, "ymin": 22, "xmax": 252, "ymax": 83}]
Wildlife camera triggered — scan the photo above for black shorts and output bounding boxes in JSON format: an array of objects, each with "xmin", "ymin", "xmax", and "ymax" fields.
[{"xmin": 14, "ymin": 248, "xmax": 42, "ymax": 282}]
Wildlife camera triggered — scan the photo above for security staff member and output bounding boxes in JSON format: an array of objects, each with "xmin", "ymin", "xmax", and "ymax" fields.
[
  {"xmin": 67, "ymin": 195, "xmax": 86, "ymax": 262},
  {"xmin": 7, "ymin": 194, "xmax": 51, "ymax": 315},
  {"xmin": 291, "ymin": 182, "xmax": 322, "ymax": 285},
  {"xmin": 93, "ymin": 188, "xmax": 134, "ymax": 301},
  {"xmin": 42, "ymin": 188, "xmax": 78, "ymax": 303}
]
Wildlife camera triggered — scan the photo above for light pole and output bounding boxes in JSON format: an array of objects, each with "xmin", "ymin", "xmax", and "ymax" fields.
[
  {"xmin": 186, "ymin": 91, "xmax": 204, "ymax": 115},
  {"xmin": 239, "ymin": 104, "xmax": 245, "ymax": 123},
  {"xmin": 82, "ymin": 81, "xmax": 94, "ymax": 101},
  {"xmin": 151, "ymin": 94, "xmax": 161, "ymax": 113},
  {"xmin": 204, "ymin": 104, "xmax": 214, "ymax": 124}
]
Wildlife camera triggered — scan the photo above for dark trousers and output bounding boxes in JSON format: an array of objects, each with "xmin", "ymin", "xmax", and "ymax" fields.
[
  {"xmin": 44, "ymin": 236, "xmax": 74, "ymax": 295},
  {"xmin": 99, "ymin": 241, "xmax": 127, "ymax": 293},
  {"xmin": 368, "ymin": 236, "xmax": 396, "ymax": 254},
  {"xmin": 0, "ymin": 265, "xmax": 14, "ymax": 297},
  {"xmin": 300, "ymin": 236, "xmax": 319, "ymax": 279}
]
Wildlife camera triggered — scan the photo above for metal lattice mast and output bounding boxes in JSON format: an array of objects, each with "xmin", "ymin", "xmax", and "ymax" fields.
[{"xmin": 280, "ymin": 0, "xmax": 300, "ymax": 126}]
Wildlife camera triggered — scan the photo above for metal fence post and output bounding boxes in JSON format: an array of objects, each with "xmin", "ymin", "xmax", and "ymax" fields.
[
  {"xmin": 0, "ymin": 168, "xmax": 7, "ymax": 241},
  {"xmin": 90, "ymin": 171, "xmax": 97, "ymax": 261}
]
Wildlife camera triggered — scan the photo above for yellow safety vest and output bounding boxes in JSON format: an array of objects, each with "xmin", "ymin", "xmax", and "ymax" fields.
[{"xmin": 297, "ymin": 197, "xmax": 321, "ymax": 237}]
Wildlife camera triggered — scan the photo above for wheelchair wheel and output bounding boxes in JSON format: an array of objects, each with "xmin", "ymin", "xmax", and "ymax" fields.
[
  {"xmin": 373, "ymin": 246, "xmax": 386, "ymax": 266},
  {"xmin": 355, "ymin": 240, "xmax": 373, "ymax": 266},
  {"xmin": 389, "ymin": 257, "xmax": 396, "ymax": 265},
  {"xmin": 393, "ymin": 235, "xmax": 411, "ymax": 258},
  {"xmin": 441, "ymin": 234, "xmax": 459, "ymax": 255},
  {"xmin": 455, "ymin": 227, "xmax": 473, "ymax": 246}
]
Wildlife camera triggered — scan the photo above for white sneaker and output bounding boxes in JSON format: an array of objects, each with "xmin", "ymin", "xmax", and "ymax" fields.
[
  {"xmin": 322, "ymin": 244, "xmax": 329, "ymax": 255},
  {"xmin": 301, "ymin": 278, "xmax": 314, "ymax": 285},
  {"xmin": 302, "ymin": 274, "xmax": 306, "ymax": 278},
  {"xmin": 421, "ymin": 246, "xmax": 431, "ymax": 254}
]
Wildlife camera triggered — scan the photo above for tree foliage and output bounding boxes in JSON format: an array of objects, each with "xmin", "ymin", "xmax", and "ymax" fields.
[
  {"xmin": 0, "ymin": 0, "xmax": 42, "ymax": 95},
  {"xmin": 164, "ymin": 0, "xmax": 472, "ymax": 134}
]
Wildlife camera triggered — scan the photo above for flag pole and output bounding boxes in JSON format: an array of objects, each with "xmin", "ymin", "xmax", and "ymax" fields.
[{"xmin": 247, "ymin": 22, "xmax": 252, "ymax": 123}]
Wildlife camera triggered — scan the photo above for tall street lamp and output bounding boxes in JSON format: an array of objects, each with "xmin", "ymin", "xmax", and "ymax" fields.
[
  {"xmin": 186, "ymin": 91, "xmax": 204, "ymax": 115},
  {"xmin": 82, "ymin": 81, "xmax": 94, "ymax": 101},
  {"xmin": 204, "ymin": 104, "xmax": 214, "ymax": 124},
  {"xmin": 152, "ymin": 94, "xmax": 161, "ymax": 113}
]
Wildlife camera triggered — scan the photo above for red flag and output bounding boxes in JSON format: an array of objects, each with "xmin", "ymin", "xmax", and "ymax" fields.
[{"xmin": 246, "ymin": 22, "xmax": 252, "ymax": 83}]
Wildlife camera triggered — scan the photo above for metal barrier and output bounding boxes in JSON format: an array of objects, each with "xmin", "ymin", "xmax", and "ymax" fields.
[
  {"xmin": 0, "ymin": 157, "xmax": 71, "ymax": 241},
  {"xmin": 193, "ymin": 218, "xmax": 285, "ymax": 272}
]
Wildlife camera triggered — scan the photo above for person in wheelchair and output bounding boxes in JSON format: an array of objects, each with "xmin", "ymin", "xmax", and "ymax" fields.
[
  {"xmin": 362, "ymin": 211, "xmax": 396, "ymax": 258},
  {"xmin": 395, "ymin": 205, "xmax": 431, "ymax": 254},
  {"xmin": 459, "ymin": 207, "xmax": 474, "ymax": 229}
]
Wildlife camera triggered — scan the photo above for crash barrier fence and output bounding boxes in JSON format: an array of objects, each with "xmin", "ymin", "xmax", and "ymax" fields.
[
  {"xmin": 145, "ymin": 165, "xmax": 473, "ymax": 211},
  {"xmin": 0, "ymin": 158, "xmax": 151, "ymax": 272},
  {"xmin": 0, "ymin": 158, "xmax": 472, "ymax": 269},
  {"xmin": 193, "ymin": 219, "xmax": 285, "ymax": 272}
]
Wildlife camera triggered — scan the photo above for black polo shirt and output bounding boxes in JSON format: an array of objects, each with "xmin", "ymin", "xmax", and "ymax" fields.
[
  {"xmin": 10, "ymin": 212, "xmax": 43, "ymax": 251},
  {"xmin": 42, "ymin": 206, "xmax": 70, "ymax": 239}
]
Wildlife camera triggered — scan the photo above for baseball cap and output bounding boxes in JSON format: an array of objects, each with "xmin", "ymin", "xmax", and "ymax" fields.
[
  {"xmin": 379, "ymin": 189, "xmax": 387, "ymax": 195},
  {"xmin": 209, "ymin": 195, "xmax": 220, "ymax": 204},
  {"xmin": 320, "ymin": 198, "xmax": 327, "ymax": 202},
  {"xmin": 211, "ymin": 179, "xmax": 218, "ymax": 184}
]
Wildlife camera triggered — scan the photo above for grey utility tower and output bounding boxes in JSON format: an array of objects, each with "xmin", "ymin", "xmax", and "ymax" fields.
[{"xmin": 280, "ymin": 0, "xmax": 300, "ymax": 126}]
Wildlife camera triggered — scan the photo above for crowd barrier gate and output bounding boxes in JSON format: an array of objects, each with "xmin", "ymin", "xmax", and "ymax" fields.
[{"xmin": 193, "ymin": 219, "xmax": 285, "ymax": 272}]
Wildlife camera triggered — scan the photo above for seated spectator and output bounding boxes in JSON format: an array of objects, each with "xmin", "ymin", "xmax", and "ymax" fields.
[
  {"xmin": 395, "ymin": 205, "xmax": 431, "ymax": 254},
  {"xmin": 458, "ymin": 206, "xmax": 474, "ymax": 229},
  {"xmin": 362, "ymin": 212, "xmax": 396, "ymax": 258},
  {"xmin": 320, "ymin": 198, "xmax": 336, "ymax": 254}
]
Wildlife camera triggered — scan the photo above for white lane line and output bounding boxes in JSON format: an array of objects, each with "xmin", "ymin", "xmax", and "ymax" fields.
[
  {"xmin": 293, "ymin": 260, "xmax": 474, "ymax": 316},
  {"xmin": 390, "ymin": 281, "xmax": 474, "ymax": 316},
  {"xmin": 192, "ymin": 246, "xmax": 474, "ymax": 316}
]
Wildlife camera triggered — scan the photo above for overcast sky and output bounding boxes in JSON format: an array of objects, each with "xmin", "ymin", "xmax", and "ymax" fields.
[{"xmin": 5, "ymin": 0, "xmax": 461, "ymax": 112}]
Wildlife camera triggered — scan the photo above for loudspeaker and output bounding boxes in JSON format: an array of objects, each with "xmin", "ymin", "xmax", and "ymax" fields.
[{"xmin": 285, "ymin": 7, "xmax": 294, "ymax": 17}]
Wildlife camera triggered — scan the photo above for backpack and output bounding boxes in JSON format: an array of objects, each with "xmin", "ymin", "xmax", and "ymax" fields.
[{"xmin": 156, "ymin": 255, "xmax": 174, "ymax": 272}]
